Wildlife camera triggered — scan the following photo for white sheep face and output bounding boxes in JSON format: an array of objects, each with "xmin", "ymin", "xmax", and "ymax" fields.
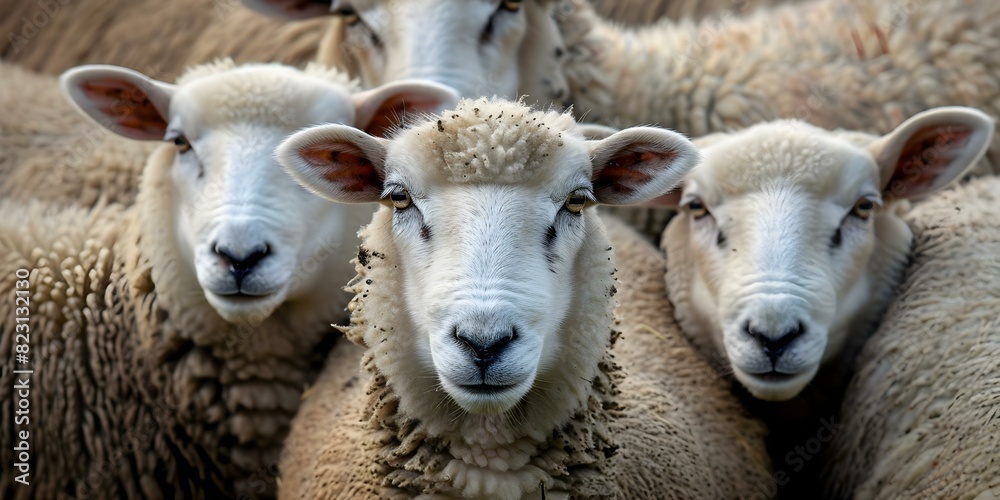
[
  {"xmin": 166, "ymin": 69, "xmax": 363, "ymax": 323},
  {"xmin": 245, "ymin": 0, "xmax": 568, "ymax": 105},
  {"xmin": 61, "ymin": 63, "xmax": 458, "ymax": 324},
  {"xmin": 278, "ymin": 100, "xmax": 699, "ymax": 415},
  {"xmin": 662, "ymin": 108, "xmax": 994, "ymax": 401},
  {"xmin": 385, "ymin": 164, "xmax": 593, "ymax": 414},
  {"xmin": 679, "ymin": 139, "xmax": 879, "ymax": 400}
]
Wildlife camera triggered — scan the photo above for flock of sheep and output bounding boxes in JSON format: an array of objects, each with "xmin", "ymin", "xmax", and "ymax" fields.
[{"xmin": 1, "ymin": 0, "xmax": 998, "ymax": 499}]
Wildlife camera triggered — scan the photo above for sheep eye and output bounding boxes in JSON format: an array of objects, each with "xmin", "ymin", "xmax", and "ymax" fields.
[
  {"xmin": 852, "ymin": 199, "xmax": 876, "ymax": 219},
  {"xmin": 389, "ymin": 189, "xmax": 412, "ymax": 210},
  {"xmin": 333, "ymin": 4, "xmax": 361, "ymax": 26},
  {"xmin": 687, "ymin": 199, "xmax": 709, "ymax": 219},
  {"xmin": 564, "ymin": 192, "xmax": 588, "ymax": 214},
  {"xmin": 500, "ymin": 0, "xmax": 522, "ymax": 11},
  {"xmin": 172, "ymin": 136, "xmax": 192, "ymax": 153}
]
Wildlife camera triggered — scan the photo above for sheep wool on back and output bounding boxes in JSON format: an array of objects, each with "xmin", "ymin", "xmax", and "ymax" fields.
[
  {"xmin": 824, "ymin": 175, "xmax": 1000, "ymax": 499},
  {"xmin": 558, "ymin": 0, "xmax": 1000, "ymax": 177}
]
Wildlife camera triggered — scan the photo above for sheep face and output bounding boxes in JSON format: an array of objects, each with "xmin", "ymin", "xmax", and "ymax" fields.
[
  {"xmin": 661, "ymin": 108, "xmax": 994, "ymax": 401},
  {"xmin": 278, "ymin": 99, "xmax": 699, "ymax": 415},
  {"xmin": 245, "ymin": 0, "xmax": 569, "ymax": 106},
  {"xmin": 60, "ymin": 62, "xmax": 457, "ymax": 324}
]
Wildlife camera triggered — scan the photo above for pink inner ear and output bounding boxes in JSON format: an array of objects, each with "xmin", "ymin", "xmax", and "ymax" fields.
[
  {"xmin": 594, "ymin": 147, "xmax": 677, "ymax": 200},
  {"xmin": 300, "ymin": 142, "xmax": 382, "ymax": 196},
  {"xmin": 883, "ymin": 124, "xmax": 972, "ymax": 198},
  {"xmin": 245, "ymin": 0, "xmax": 335, "ymax": 19},
  {"xmin": 81, "ymin": 78, "xmax": 167, "ymax": 139},
  {"xmin": 364, "ymin": 95, "xmax": 442, "ymax": 138},
  {"xmin": 642, "ymin": 190, "xmax": 683, "ymax": 208}
]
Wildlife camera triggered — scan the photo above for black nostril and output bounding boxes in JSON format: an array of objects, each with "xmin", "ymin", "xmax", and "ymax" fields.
[
  {"xmin": 214, "ymin": 243, "xmax": 271, "ymax": 284},
  {"xmin": 455, "ymin": 327, "xmax": 516, "ymax": 368},
  {"xmin": 746, "ymin": 322, "xmax": 806, "ymax": 364}
]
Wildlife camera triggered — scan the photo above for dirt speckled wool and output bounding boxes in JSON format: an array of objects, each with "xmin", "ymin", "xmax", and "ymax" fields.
[
  {"xmin": 558, "ymin": 0, "xmax": 1000, "ymax": 177},
  {"xmin": 824, "ymin": 175, "xmax": 1000, "ymax": 499},
  {"xmin": 278, "ymin": 208, "xmax": 772, "ymax": 498}
]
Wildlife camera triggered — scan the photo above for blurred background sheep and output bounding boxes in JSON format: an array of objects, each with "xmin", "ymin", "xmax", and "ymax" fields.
[{"xmin": 1, "ymin": 0, "xmax": 793, "ymax": 79}]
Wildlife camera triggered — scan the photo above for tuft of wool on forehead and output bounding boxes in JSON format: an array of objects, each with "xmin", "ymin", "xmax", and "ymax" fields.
[
  {"xmin": 405, "ymin": 97, "xmax": 582, "ymax": 184},
  {"xmin": 705, "ymin": 120, "xmax": 867, "ymax": 196}
]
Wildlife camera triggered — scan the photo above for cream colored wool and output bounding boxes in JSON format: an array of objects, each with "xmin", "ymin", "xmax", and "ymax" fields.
[
  {"xmin": 824, "ymin": 175, "xmax": 1000, "ymax": 499},
  {"xmin": 559, "ymin": 0, "xmax": 1000, "ymax": 177},
  {"xmin": 276, "ymin": 101, "xmax": 772, "ymax": 498},
  {"xmin": 0, "ymin": 62, "xmax": 154, "ymax": 206},
  {"xmin": 0, "ymin": 149, "xmax": 340, "ymax": 499},
  {"xmin": 592, "ymin": 0, "xmax": 801, "ymax": 26},
  {"xmin": 1, "ymin": 0, "xmax": 328, "ymax": 80}
]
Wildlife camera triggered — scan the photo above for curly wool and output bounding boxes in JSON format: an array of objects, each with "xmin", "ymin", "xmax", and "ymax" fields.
[
  {"xmin": 823, "ymin": 175, "xmax": 1000, "ymax": 499},
  {"xmin": 278, "ymin": 208, "xmax": 773, "ymax": 498},
  {"xmin": 419, "ymin": 98, "xmax": 579, "ymax": 185},
  {"xmin": 558, "ymin": 0, "xmax": 1000, "ymax": 177},
  {"xmin": 0, "ymin": 145, "xmax": 341, "ymax": 499}
]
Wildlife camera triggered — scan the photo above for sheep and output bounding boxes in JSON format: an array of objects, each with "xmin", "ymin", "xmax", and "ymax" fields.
[
  {"xmin": 0, "ymin": 61, "xmax": 156, "ymax": 207},
  {"xmin": 659, "ymin": 106, "xmax": 993, "ymax": 402},
  {"xmin": 0, "ymin": 60, "xmax": 457, "ymax": 498},
  {"xmin": 655, "ymin": 106, "xmax": 993, "ymax": 497},
  {"xmin": 822, "ymin": 174, "xmax": 1000, "ymax": 499},
  {"xmin": 272, "ymin": 97, "xmax": 774, "ymax": 499},
  {"xmin": 0, "ymin": 0, "xmax": 724, "ymax": 81},
  {"xmin": 247, "ymin": 0, "xmax": 1000, "ymax": 179}
]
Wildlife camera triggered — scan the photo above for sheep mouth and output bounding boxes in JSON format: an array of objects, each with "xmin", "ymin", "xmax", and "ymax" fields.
[
  {"xmin": 459, "ymin": 384, "xmax": 517, "ymax": 395},
  {"xmin": 751, "ymin": 371, "xmax": 799, "ymax": 383},
  {"xmin": 218, "ymin": 291, "xmax": 273, "ymax": 300},
  {"xmin": 733, "ymin": 365, "xmax": 819, "ymax": 402}
]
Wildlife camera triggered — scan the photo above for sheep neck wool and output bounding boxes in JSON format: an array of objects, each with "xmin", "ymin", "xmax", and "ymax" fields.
[{"xmin": 340, "ymin": 206, "xmax": 623, "ymax": 497}]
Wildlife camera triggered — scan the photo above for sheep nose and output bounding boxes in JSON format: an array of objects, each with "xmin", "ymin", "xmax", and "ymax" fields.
[
  {"xmin": 745, "ymin": 322, "xmax": 806, "ymax": 366},
  {"xmin": 454, "ymin": 327, "xmax": 516, "ymax": 369},
  {"xmin": 214, "ymin": 242, "xmax": 270, "ymax": 285}
]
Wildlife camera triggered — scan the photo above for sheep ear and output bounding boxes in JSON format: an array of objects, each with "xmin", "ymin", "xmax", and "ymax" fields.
[
  {"xmin": 276, "ymin": 124, "xmax": 389, "ymax": 204},
  {"xmin": 60, "ymin": 65, "xmax": 176, "ymax": 141},
  {"xmin": 352, "ymin": 80, "xmax": 460, "ymax": 138},
  {"xmin": 575, "ymin": 122, "xmax": 619, "ymax": 140},
  {"xmin": 870, "ymin": 106, "xmax": 994, "ymax": 200},
  {"xmin": 587, "ymin": 127, "xmax": 700, "ymax": 205},
  {"xmin": 241, "ymin": 0, "xmax": 335, "ymax": 20},
  {"xmin": 640, "ymin": 189, "xmax": 684, "ymax": 208}
]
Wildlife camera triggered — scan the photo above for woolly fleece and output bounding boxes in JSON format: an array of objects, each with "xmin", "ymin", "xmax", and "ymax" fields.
[
  {"xmin": 558, "ymin": 0, "xmax": 1000, "ymax": 177},
  {"xmin": 824, "ymin": 175, "xmax": 1000, "ymax": 499}
]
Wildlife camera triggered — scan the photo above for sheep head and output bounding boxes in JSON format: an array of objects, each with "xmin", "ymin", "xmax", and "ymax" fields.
[
  {"xmin": 278, "ymin": 98, "xmax": 698, "ymax": 415},
  {"xmin": 659, "ymin": 107, "xmax": 994, "ymax": 401},
  {"xmin": 60, "ymin": 61, "xmax": 457, "ymax": 324},
  {"xmin": 243, "ymin": 0, "xmax": 569, "ymax": 107}
]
